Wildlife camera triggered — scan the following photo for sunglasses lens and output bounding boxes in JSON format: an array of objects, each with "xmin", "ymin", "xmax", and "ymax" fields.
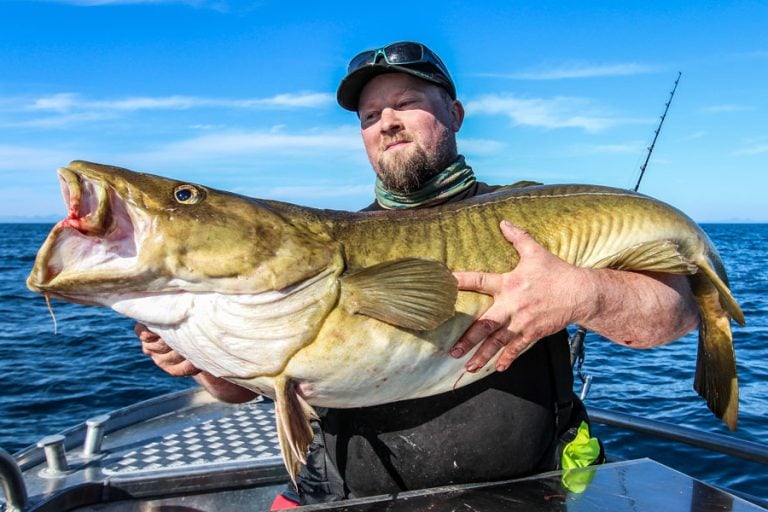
[
  {"xmin": 348, "ymin": 51, "xmax": 375, "ymax": 72},
  {"xmin": 345, "ymin": 43, "xmax": 452, "ymax": 96},
  {"xmin": 383, "ymin": 42, "xmax": 424, "ymax": 64},
  {"xmin": 347, "ymin": 43, "xmax": 426, "ymax": 73}
]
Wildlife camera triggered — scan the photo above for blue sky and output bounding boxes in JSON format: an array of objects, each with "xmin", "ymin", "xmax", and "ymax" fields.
[{"xmin": 1, "ymin": 0, "xmax": 766, "ymax": 222}]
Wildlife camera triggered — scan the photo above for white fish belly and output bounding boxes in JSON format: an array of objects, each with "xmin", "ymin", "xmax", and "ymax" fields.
[{"xmin": 275, "ymin": 293, "xmax": 496, "ymax": 408}]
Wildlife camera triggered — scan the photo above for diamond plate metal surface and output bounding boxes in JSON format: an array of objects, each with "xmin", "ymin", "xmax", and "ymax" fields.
[{"xmin": 104, "ymin": 402, "xmax": 281, "ymax": 474}]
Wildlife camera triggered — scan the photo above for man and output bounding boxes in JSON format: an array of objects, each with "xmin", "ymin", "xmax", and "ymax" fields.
[{"xmin": 137, "ymin": 41, "xmax": 699, "ymax": 504}]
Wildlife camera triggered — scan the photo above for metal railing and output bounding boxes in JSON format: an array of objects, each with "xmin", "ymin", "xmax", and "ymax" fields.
[
  {"xmin": 588, "ymin": 407, "xmax": 768, "ymax": 465},
  {"xmin": 589, "ymin": 407, "xmax": 768, "ymax": 508},
  {"xmin": 0, "ymin": 448, "xmax": 28, "ymax": 512}
]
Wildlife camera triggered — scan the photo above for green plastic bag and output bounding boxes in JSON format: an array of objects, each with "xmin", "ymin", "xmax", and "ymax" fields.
[{"xmin": 560, "ymin": 421, "xmax": 600, "ymax": 493}]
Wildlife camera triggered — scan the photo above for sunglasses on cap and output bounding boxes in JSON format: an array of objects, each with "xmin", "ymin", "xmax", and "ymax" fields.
[{"xmin": 347, "ymin": 41, "xmax": 452, "ymax": 80}]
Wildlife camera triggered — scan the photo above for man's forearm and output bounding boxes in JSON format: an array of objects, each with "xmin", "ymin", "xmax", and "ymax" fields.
[
  {"xmin": 193, "ymin": 372, "xmax": 259, "ymax": 403},
  {"xmin": 578, "ymin": 269, "xmax": 699, "ymax": 348}
]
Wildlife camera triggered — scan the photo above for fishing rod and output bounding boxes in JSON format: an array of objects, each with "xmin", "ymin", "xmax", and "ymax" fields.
[
  {"xmin": 633, "ymin": 71, "xmax": 682, "ymax": 191},
  {"xmin": 570, "ymin": 72, "xmax": 682, "ymax": 399}
]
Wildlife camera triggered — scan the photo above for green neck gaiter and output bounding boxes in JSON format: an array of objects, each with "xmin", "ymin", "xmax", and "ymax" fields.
[{"xmin": 375, "ymin": 155, "xmax": 476, "ymax": 210}]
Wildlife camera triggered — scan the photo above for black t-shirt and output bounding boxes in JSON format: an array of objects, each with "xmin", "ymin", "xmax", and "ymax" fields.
[{"xmin": 301, "ymin": 181, "xmax": 578, "ymax": 499}]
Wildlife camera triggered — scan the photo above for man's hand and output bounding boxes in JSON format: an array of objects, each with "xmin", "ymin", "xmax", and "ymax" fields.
[
  {"xmin": 135, "ymin": 322, "xmax": 258, "ymax": 403},
  {"xmin": 135, "ymin": 322, "xmax": 201, "ymax": 377},
  {"xmin": 450, "ymin": 221, "xmax": 593, "ymax": 373},
  {"xmin": 449, "ymin": 220, "xmax": 699, "ymax": 374}
]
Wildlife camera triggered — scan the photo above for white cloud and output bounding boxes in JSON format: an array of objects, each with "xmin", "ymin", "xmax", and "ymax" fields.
[
  {"xmin": 734, "ymin": 143, "xmax": 768, "ymax": 156},
  {"xmin": 38, "ymin": 0, "xmax": 221, "ymax": 6},
  {"xmin": 7, "ymin": 111, "xmax": 116, "ymax": 129},
  {"xmin": 0, "ymin": 125, "xmax": 365, "ymax": 178},
  {"xmin": 466, "ymin": 95, "xmax": 644, "ymax": 132},
  {"xmin": 570, "ymin": 142, "xmax": 646, "ymax": 155},
  {"xmin": 457, "ymin": 138, "xmax": 505, "ymax": 155},
  {"xmin": 241, "ymin": 93, "xmax": 333, "ymax": 109},
  {"xmin": 26, "ymin": 92, "xmax": 334, "ymax": 113},
  {"xmin": 30, "ymin": 93, "xmax": 80, "ymax": 112},
  {"xmin": 0, "ymin": 145, "xmax": 75, "ymax": 172},
  {"xmin": 474, "ymin": 62, "xmax": 660, "ymax": 80},
  {"xmin": 266, "ymin": 184, "xmax": 371, "ymax": 200},
  {"xmin": 166, "ymin": 129, "xmax": 359, "ymax": 153},
  {"xmin": 238, "ymin": 183, "xmax": 372, "ymax": 211},
  {"xmin": 728, "ymin": 50, "xmax": 768, "ymax": 60},
  {"xmin": 129, "ymin": 127, "xmax": 363, "ymax": 165},
  {"xmin": 701, "ymin": 104, "xmax": 754, "ymax": 113},
  {"xmin": 0, "ymin": 126, "xmax": 373, "ymax": 216},
  {"xmin": 189, "ymin": 123, "xmax": 226, "ymax": 130},
  {"xmin": 0, "ymin": 91, "xmax": 334, "ymax": 129},
  {"xmin": 679, "ymin": 131, "xmax": 707, "ymax": 141}
]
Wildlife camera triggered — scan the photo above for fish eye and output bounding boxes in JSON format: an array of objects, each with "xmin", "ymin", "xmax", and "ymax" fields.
[{"xmin": 173, "ymin": 184, "xmax": 203, "ymax": 204}]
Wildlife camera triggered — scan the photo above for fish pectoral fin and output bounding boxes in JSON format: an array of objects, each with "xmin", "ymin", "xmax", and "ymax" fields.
[
  {"xmin": 340, "ymin": 258, "xmax": 458, "ymax": 331},
  {"xmin": 691, "ymin": 274, "xmax": 739, "ymax": 431},
  {"xmin": 592, "ymin": 240, "xmax": 698, "ymax": 274},
  {"xmin": 274, "ymin": 377, "xmax": 316, "ymax": 487}
]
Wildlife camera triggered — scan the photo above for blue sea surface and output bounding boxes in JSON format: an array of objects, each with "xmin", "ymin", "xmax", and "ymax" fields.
[{"xmin": 1, "ymin": 223, "xmax": 766, "ymax": 500}]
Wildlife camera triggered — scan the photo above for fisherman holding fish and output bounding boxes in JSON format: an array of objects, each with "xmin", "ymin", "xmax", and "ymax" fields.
[{"xmin": 136, "ymin": 41, "xmax": 700, "ymax": 505}]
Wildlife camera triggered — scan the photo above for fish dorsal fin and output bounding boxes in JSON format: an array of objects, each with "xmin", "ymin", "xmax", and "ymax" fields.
[
  {"xmin": 340, "ymin": 258, "xmax": 457, "ymax": 331},
  {"xmin": 274, "ymin": 376, "xmax": 317, "ymax": 487},
  {"xmin": 592, "ymin": 240, "xmax": 698, "ymax": 274}
]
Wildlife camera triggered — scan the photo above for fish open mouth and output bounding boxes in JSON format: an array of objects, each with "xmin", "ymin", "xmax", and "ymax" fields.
[
  {"xmin": 27, "ymin": 166, "xmax": 139, "ymax": 296},
  {"xmin": 58, "ymin": 166, "xmax": 112, "ymax": 236}
]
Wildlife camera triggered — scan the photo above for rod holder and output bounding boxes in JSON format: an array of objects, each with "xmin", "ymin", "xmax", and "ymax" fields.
[
  {"xmin": 0, "ymin": 447, "xmax": 28, "ymax": 512},
  {"xmin": 37, "ymin": 434, "xmax": 69, "ymax": 474},
  {"xmin": 83, "ymin": 414, "xmax": 110, "ymax": 458},
  {"xmin": 579, "ymin": 373, "xmax": 593, "ymax": 401}
]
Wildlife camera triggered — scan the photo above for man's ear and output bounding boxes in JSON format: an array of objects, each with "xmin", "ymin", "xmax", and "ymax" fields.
[{"xmin": 451, "ymin": 100, "xmax": 465, "ymax": 132}]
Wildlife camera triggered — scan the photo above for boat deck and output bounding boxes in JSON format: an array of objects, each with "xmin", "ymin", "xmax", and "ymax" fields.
[
  {"xmin": 4, "ymin": 390, "xmax": 287, "ymax": 511},
  {"xmin": 2, "ymin": 388, "xmax": 766, "ymax": 511}
]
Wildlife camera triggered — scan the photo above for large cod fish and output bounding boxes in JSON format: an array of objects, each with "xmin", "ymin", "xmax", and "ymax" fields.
[{"xmin": 28, "ymin": 161, "xmax": 744, "ymax": 482}]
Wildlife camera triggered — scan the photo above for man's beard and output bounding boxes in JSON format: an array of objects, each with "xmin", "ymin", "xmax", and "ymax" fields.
[{"xmin": 376, "ymin": 138, "xmax": 453, "ymax": 194}]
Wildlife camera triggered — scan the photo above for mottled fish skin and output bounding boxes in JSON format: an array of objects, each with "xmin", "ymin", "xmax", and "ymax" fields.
[{"xmin": 27, "ymin": 161, "xmax": 744, "ymax": 483}]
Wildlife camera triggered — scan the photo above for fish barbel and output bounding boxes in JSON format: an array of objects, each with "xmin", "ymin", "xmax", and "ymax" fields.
[{"xmin": 27, "ymin": 161, "xmax": 744, "ymax": 482}]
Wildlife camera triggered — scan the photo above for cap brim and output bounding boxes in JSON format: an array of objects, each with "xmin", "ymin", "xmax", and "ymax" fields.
[{"xmin": 336, "ymin": 63, "xmax": 454, "ymax": 112}]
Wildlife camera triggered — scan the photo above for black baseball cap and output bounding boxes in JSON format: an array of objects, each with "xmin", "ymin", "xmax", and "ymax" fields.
[{"xmin": 337, "ymin": 41, "xmax": 456, "ymax": 112}]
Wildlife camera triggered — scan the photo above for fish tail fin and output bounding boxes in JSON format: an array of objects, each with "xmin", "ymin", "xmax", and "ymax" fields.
[
  {"xmin": 698, "ymin": 255, "xmax": 745, "ymax": 326},
  {"xmin": 691, "ymin": 272, "xmax": 739, "ymax": 431},
  {"xmin": 274, "ymin": 376, "xmax": 316, "ymax": 487}
]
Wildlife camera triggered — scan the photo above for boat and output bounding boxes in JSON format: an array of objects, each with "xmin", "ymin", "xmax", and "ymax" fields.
[{"xmin": 2, "ymin": 387, "xmax": 767, "ymax": 511}]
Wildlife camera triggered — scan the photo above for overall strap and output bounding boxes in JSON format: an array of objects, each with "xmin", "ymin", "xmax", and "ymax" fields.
[{"xmin": 543, "ymin": 330, "xmax": 576, "ymax": 435}]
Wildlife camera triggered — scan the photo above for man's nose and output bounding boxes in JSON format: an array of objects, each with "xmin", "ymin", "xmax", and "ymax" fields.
[{"xmin": 379, "ymin": 107, "xmax": 402, "ymax": 133}]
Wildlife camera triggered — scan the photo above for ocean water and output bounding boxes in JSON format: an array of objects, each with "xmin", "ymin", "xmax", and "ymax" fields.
[{"xmin": 1, "ymin": 223, "xmax": 766, "ymax": 500}]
